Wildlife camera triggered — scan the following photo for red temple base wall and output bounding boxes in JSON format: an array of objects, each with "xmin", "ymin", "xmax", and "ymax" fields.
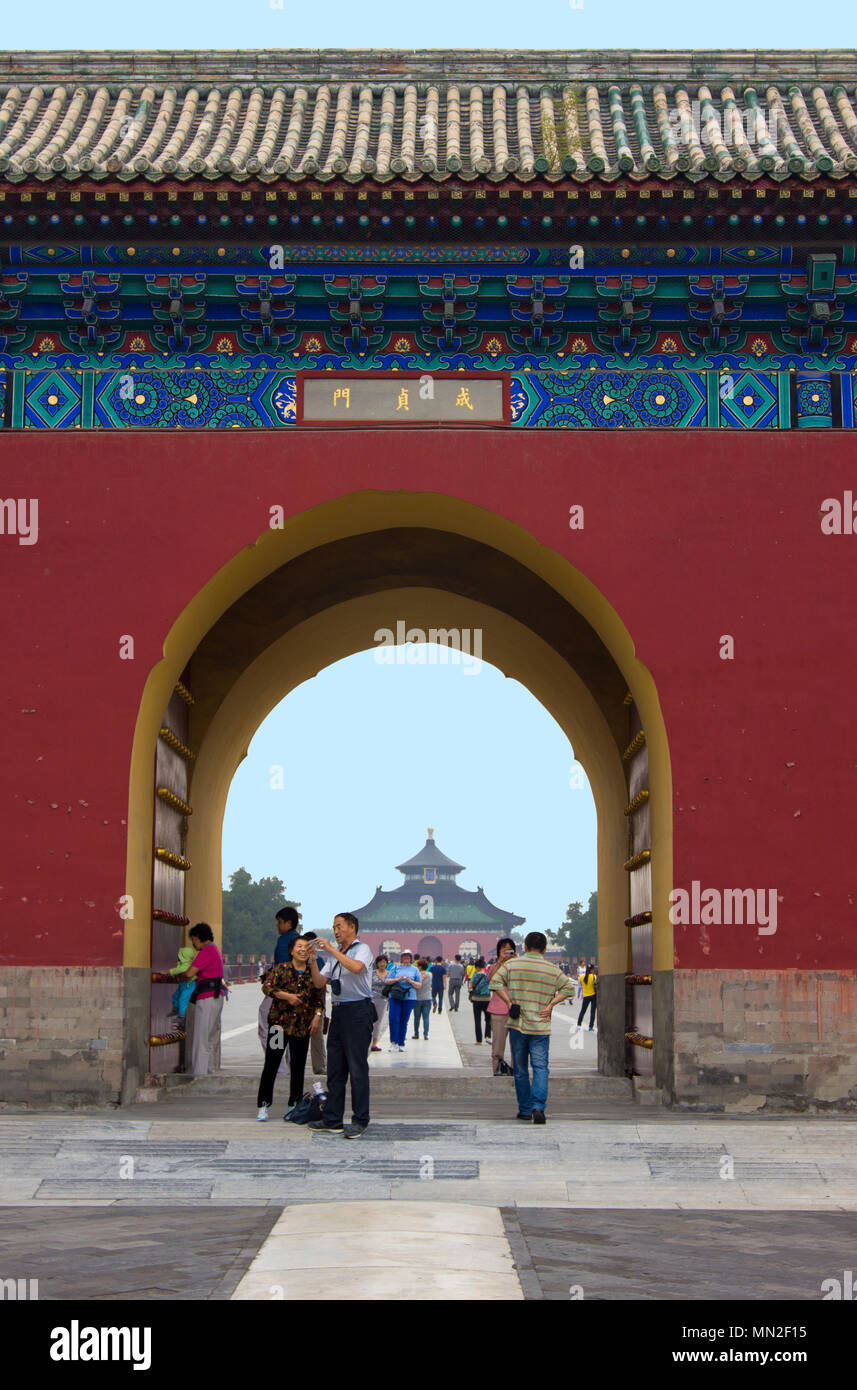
[{"xmin": 348, "ymin": 932, "xmax": 502, "ymax": 961}]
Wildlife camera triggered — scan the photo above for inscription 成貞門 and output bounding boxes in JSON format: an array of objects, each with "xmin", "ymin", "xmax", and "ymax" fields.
[{"xmin": 299, "ymin": 374, "xmax": 505, "ymax": 424}]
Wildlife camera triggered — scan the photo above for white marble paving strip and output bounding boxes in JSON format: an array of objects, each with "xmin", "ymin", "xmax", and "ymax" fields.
[{"xmin": 231, "ymin": 1201, "xmax": 523, "ymax": 1301}]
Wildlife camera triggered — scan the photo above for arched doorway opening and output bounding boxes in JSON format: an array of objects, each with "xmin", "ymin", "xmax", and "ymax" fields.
[
  {"xmin": 126, "ymin": 492, "xmax": 673, "ymax": 1096},
  {"xmin": 416, "ymin": 936, "xmax": 445, "ymax": 960}
]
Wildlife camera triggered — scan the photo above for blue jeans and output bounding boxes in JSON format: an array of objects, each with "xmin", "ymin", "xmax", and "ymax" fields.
[
  {"xmin": 388, "ymin": 996, "xmax": 415, "ymax": 1046},
  {"xmin": 508, "ymin": 1029, "xmax": 550, "ymax": 1115},
  {"xmin": 412, "ymin": 999, "xmax": 431, "ymax": 1037}
]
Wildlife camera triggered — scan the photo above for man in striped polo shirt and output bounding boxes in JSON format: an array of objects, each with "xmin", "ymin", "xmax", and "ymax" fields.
[{"xmin": 489, "ymin": 931, "xmax": 576, "ymax": 1125}]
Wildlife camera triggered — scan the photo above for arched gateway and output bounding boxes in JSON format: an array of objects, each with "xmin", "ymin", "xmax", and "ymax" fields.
[
  {"xmin": 2, "ymin": 48, "xmax": 855, "ymax": 1113},
  {"xmin": 131, "ymin": 492, "xmax": 672, "ymax": 1096}
]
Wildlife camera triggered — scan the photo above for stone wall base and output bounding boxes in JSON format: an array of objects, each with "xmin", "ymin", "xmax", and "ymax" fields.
[
  {"xmin": 671, "ymin": 968, "xmax": 857, "ymax": 1112},
  {"xmin": 595, "ymin": 971, "xmax": 628, "ymax": 1078},
  {"xmin": 3, "ymin": 964, "xmax": 855, "ymax": 1112},
  {"xmin": 0, "ymin": 966, "xmax": 149, "ymax": 1108}
]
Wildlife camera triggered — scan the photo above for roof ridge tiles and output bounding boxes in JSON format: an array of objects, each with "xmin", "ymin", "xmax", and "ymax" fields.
[
  {"xmin": 2, "ymin": 57, "xmax": 857, "ymax": 186},
  {"xmin": 4, "ymin": 50, "xmax": 857, "ymax": 84}
]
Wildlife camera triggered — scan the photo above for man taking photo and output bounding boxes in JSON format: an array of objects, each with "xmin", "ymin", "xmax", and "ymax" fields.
[{"xmin": 307, "ymin": 913, "xmax": 374, "ymax": 1138}]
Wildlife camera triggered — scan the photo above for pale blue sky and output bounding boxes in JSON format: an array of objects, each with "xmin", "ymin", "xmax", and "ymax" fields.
[
  {"xmin": 3, "ymin": 0, "xmax": 850, "ymax": 52},
  {"xmin": 222, "ymin": 647, "xmax": 597, "ymax": 938}
]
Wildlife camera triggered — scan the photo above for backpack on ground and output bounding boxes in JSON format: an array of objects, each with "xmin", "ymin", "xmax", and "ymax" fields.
[{"xmin": 286, "ymin": 1090, "xmax": 326, "ymax": 1124}]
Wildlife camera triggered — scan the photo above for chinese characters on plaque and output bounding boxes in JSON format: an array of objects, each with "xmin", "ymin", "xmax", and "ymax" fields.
[{"xmin": 300, "ymin": 375, "xmax": 506, "ymax": 423}]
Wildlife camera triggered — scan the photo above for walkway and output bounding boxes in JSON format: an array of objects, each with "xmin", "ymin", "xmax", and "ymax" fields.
[{"xmin": 4, "ymin": 983, "xmax": 856, "ymax": 1301}]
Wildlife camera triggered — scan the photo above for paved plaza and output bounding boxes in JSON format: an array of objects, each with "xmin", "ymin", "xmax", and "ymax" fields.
[{"xmin": 2, "ymin": 981, "xmax": 856, "ymax": 1301}]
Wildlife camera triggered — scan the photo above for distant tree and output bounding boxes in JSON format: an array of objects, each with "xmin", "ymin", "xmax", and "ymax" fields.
[
  {"xmin": 557, "ymin": 891, "xmax": 597, "ymax": 960},
  {"xmin": 222, "ymin": 867, "xmax": 301, "ymax": 959}
]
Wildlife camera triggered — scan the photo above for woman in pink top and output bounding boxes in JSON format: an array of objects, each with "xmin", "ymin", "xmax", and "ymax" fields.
[
  {"xmin": 177, "ymin": 923, "xmax": 225, "ymax": 1076},
  {"xmin": 486, "ymin": 937, "xmax": 517, "ymax": 1076}
]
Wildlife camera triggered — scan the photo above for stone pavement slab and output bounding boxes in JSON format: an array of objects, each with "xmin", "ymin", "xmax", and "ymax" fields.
[
  {"xmin": 503, "ymin": 1208, "xmax": 857, "ymax": 1300},
  {"xmin": 0, "ymin": 1206, "xmax": 282, "ymax": 1299},
  {"xmin": 231, "ymin": 1201, "xmax": 523, "ymax": 1300}
]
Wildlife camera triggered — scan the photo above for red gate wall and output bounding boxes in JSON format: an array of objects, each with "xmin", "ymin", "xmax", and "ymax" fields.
[{"xmin": 1, "ymin": 427, "xmax": 854, "ymax": 1105}]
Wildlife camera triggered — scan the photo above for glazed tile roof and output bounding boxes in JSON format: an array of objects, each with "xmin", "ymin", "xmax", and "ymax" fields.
[
  {"xmin": 2, "ymin": 51, "xmax": 857, "ymax": 185},
  {"xmin": 396, "ymin": 836, "xmax": 465, "ymax": 875}
]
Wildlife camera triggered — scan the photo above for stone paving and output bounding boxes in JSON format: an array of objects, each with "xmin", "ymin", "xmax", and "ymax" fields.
[
  {"xmin": 506, "ymin": 1208, "xmax": 857, "ymax": 1302},
  {"xmin": 0, "ymin": 1206, "xmax": 282, "ymax": 1300},
  {"xmin": 2, "ymin": 1111, "xmax": 856, "ymax": 1210},
  {"xmin": 2, "ymin": 983, "xmax": 856, "ymax": 1300}
]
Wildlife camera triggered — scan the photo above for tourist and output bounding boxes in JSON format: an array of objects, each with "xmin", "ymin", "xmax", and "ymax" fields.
[
  {"xmin": 578, "ymin": 961, "xmax": 598, "ymax": 1030},
  {"xmin": 489, "ymin": 930, "xmax": 576, "ymax": 1124},
  {"xmin": 307, "ymin": 913, "xmax": 375, "ymax": 1137},
  {"xmin": 384, "ymin": 949, "xmax": 421, "ymax": 1051},
  {"xmin": 486, "ymin": 937, "xmax": 516, "ymax": 1075},
  {"xmin": 256, "ymin": 935, "xmax": 325, "ymax": 1121},
  {"xmin": 447, "ymin": 955, "xmax": 465, "ymax": 1012},
  {"xmin": 429, "ymin": 956, "xmax": 447, "ymax": 1013},
  {"xmin": 412, "ymin": 958, "xmax": 433, "ymax": 1039},
  {"xmin": 301, "ymin": 931, "xmax": 328, "ymax": 1074},
  {"xmin": 178, "ymin": 924, "xmax": 225, "ymax": 1077},
  {"xmin": 370, "ymin": 954, "xmax": 390, "ymax": 1052},
  {"xmin": 273, "ymin": 905, "xmax": 300, "ymax": 964},
  {"xmin": 469, "ymin": 956, "xmax": 493, "ymax": 1045}
]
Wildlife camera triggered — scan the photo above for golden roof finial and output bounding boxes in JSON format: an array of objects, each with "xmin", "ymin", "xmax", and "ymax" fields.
[{"xmin": 427, "ymin": 826, "xmax": 434, "ymax": 839}]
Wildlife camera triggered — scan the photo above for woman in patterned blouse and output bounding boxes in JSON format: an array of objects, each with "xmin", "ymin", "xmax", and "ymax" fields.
[{"xmin": 256, "ymin": 935, "xmax": 326, "ymax": 1121}]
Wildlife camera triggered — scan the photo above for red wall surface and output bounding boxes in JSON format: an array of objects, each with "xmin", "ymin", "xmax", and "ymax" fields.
[{"xmin": 1, "ymin": 427, "xmax": 853, "ymax": 973}]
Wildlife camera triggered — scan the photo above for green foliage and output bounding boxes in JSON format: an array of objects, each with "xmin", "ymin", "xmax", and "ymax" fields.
[
  {"xmin": 221, "ymin": 867, "xmax": 301, "ymax": 960},
  {"xmin": 557, "ymin": 891, "xmax": 598, "ymax": 961}
]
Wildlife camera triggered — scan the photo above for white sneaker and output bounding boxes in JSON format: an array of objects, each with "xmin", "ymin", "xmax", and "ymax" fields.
[{"xmin": 257, "ymin": 1104, "xmax": 269, "ymax": 1121}]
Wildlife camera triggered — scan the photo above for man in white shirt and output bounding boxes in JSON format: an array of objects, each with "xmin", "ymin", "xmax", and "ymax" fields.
[{"xmin": 307, "ymin": 913, "xmax": 374, "ymax": 1138}]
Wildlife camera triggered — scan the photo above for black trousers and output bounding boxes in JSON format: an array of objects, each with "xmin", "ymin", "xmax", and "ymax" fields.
[
  {"xmin": 578, "ymin": 995, "xmax": 597, "ymax": 1028},
  {"xmin": 257, "ymin": 1030, "xmax": 311, "ymax": 1109},
  {"xmin": 471, "ymin": 998, "xmax": 492, "ymax": 1042},
  {"xmin": 323, "ymin": 999, "xmax": 375, "ymax": 1127}
]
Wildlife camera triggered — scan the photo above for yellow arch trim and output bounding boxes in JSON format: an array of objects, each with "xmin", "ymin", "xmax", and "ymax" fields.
[{"xmin": 125, "ymin": 491, "xmax": 673, "ymax": 975}]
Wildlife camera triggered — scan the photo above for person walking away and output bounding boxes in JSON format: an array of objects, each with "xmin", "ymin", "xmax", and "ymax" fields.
[
  {"xmin": 412, "ymin": 958, "xmax": 433, "ymax": 1039},
  {"xmin": 429, "ymin": 957, "xmax": 447, "ymax": 1013},
  {"xmin": 486, "ymin": 938, "xmax": 516, "ymax": 1075},
  {"xmin": 301, "ymin": 931, "xmax": 328, "ymax": 1074},
  {"xmin": 370, "ymin": 954, "xmax": 390, "ymax": 1052},
  {"xmin": 256, "ymin": 935, "xmax": 325, "ymax": 1121},
  {"xmin": 447, "ymin": 956, "xmax": 465, "ymax": 1012},
  {"xmin": 307, "ymin": 913, "xmax": 375, "ymax": 1138},
  {"xmin": 469, "ymin": 957, "xmax": 493, "ymax": 1045},
  {"xmin": 384, "ymin": 950, "xmax": 421, "ymax": 1051},
  {"xmin": 578, "ymin": 961, "xmax": 598, "ymax": 1030},
  {"xmin": 489, "ymin": 931, "xmax": 576, "ymax": 1124},
  {"xmin": 178, "ymin": 924, "xmax": 225, "ymax": 1076}
]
